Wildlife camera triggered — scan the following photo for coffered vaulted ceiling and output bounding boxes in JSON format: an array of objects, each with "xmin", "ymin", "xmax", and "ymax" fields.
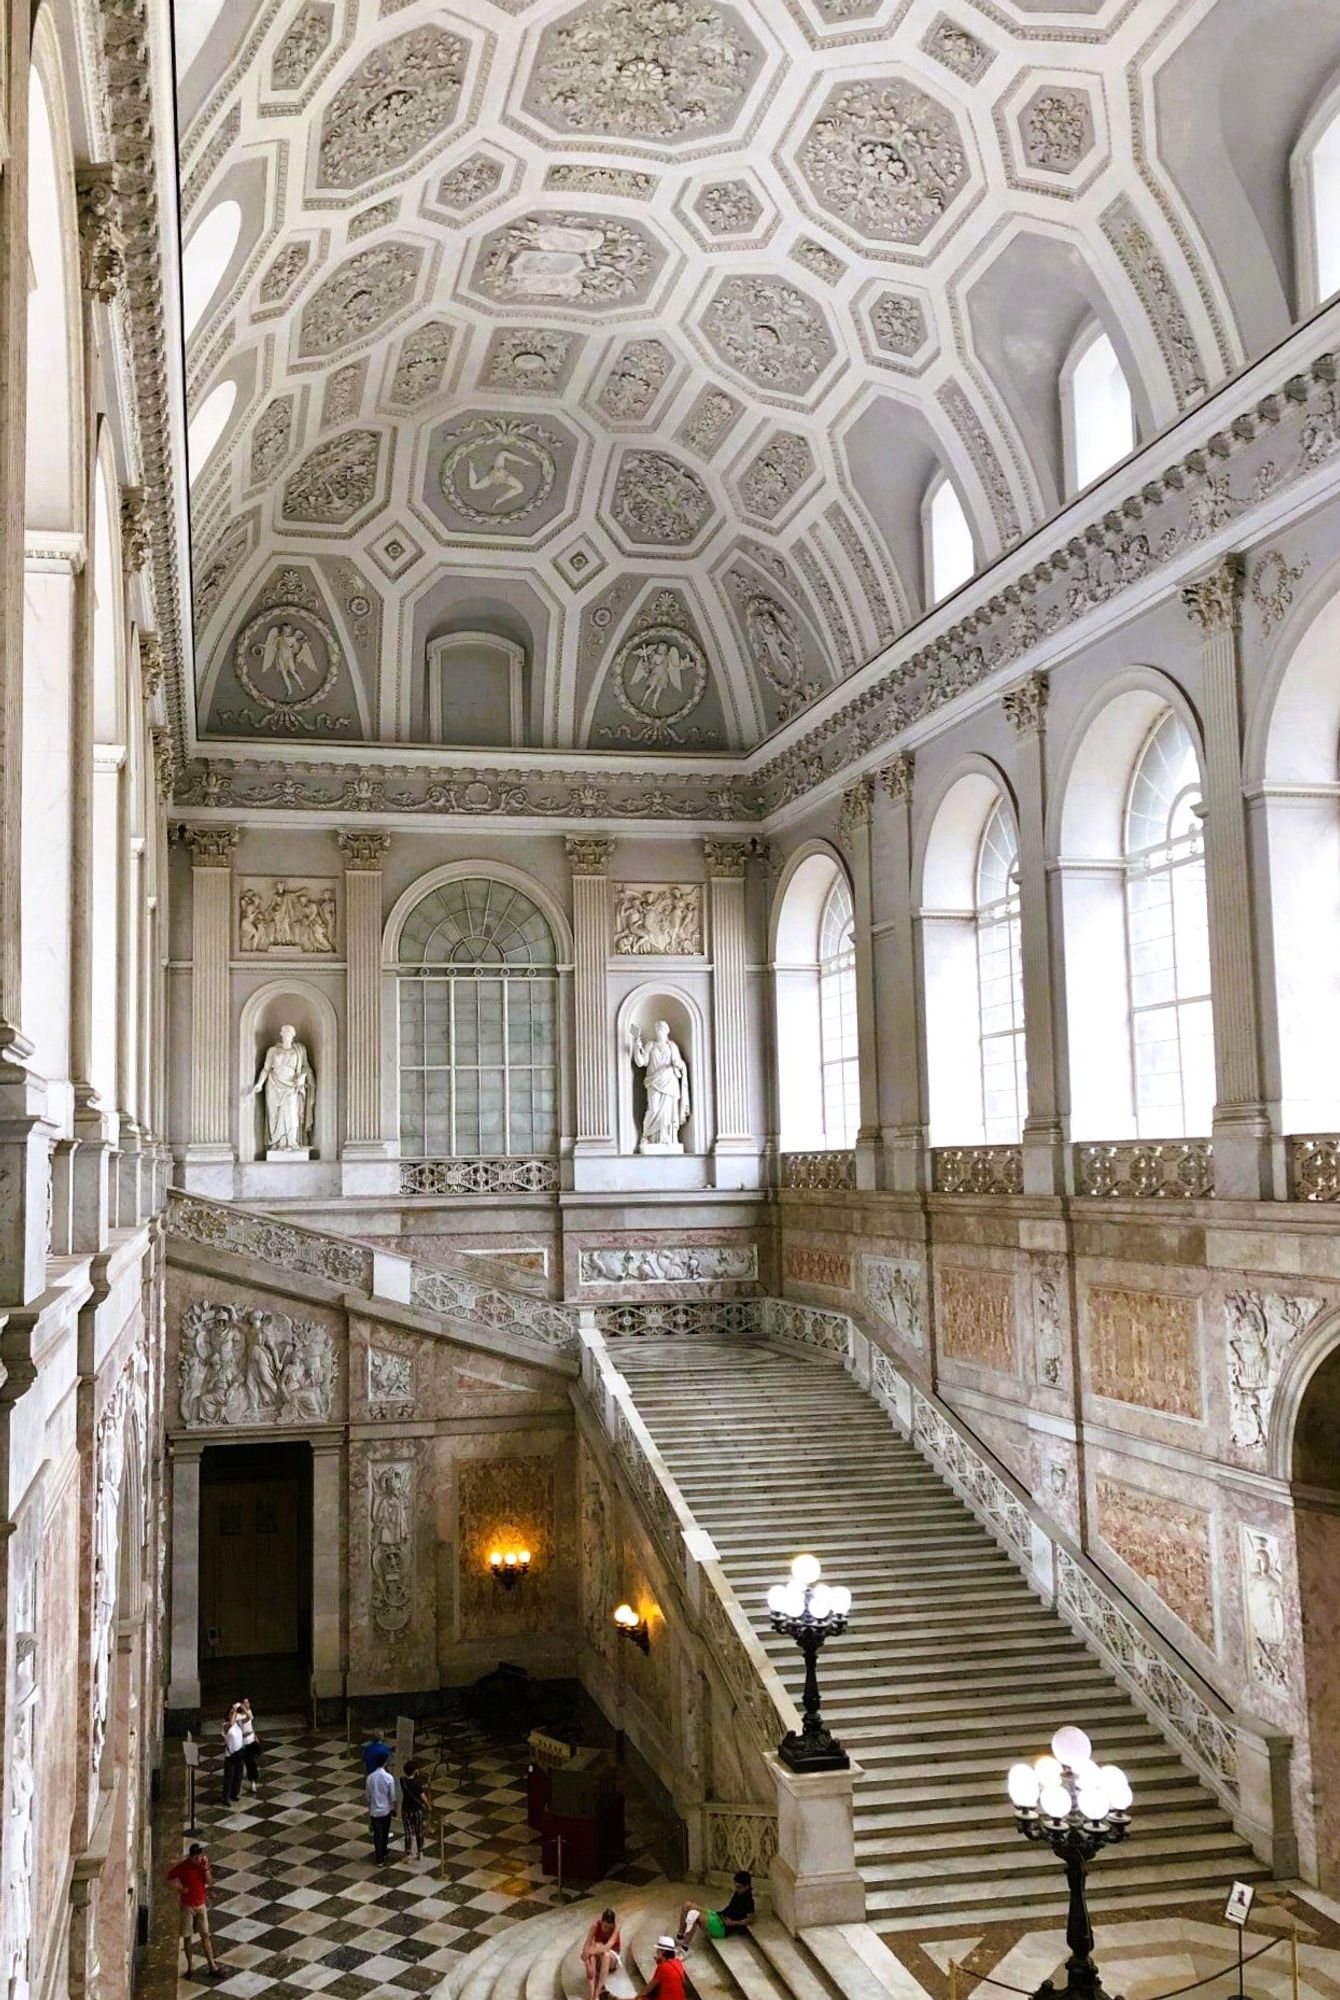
[{"xmin": 176, "ymin": 0, "xmax": 1340, "ymax": 758}]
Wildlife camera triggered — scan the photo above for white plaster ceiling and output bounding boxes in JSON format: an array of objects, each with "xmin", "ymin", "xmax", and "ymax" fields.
[{"xmin": 175, "ymin": 0, "xmax": 1340, "ymax": 757}]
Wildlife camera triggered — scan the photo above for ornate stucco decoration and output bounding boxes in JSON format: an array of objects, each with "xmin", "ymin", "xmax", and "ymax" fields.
[
  {"xmin": 1225, "ymin": 1288, "xmax": 1320, "ymax": 1451},
  {"xmin": 1100, "ymin": 196, "xmax": 1206, "ymax": 407},
  {"xmin": 251, "ymin": 399, "xmax": 296, "ymax": 484},
  {"xmin": 298, "ymin": 243, "xmax": 424, "ymax": 358},
  {"xmin": 337, "ymin": 828, "xmax": 392, "ymax": 868},
  {"xmin": 676, "ymin": 386, "xmax": 743, "ymax": 459},
  {"xmin": 282, "ymin": 429, "xmax": 383, "ymax": 525},
  {"xmin": 796, "ymin": 76, "xmax": 970, "ymax": 247},
  {"xmin": 316, "ymin": 26, "xmax": 471, "ymax": 190},
  {"xmin": 726, "ymin": 570, "xmax": 820, "ymax": 722},
  {"xmin": 237, "ymin": 877, "xmax": 338, "ymax": 953},
  {"xmin": 76, "ymin": 165, "xmax": 125, "ymax": 302},
  {"xmin": 474, "ymin": 212, "xmax": 663, "ymax": 308},
  {"xmin": 703, "ymin": 838, "xmax": 753, "ymax": 877},
  {"xmin": 1020, "ymin": 86, "xmax": 1094, "ymax": 174},
  {"xmin": 369, "ymin": 1457, "xmax": 414, "ymax": 1635},
  {"xmin": 178, "ymin": 1301, "xmax": 337, "ymax": 1427},
  {"xmin": 436, "ymin": 154, "xmax": 504, "ymax": 210},
  {"xmin": 580, "ymin": 1245, "xmax": 756, "ymax": 1283},
  {"xmin": 524, "ymin": 0, "xmax": 764, "ymax": 143},
  {"xmin": 881, "ymin": 751, "xmax": 914, "ymax": 801},
  {"xmin": 597, "ymin": 339, "xmax": 674, "ymax": 424},
  {"xmin": 613, "ymin": 884, "xmax": 704, "ymax": 955},
  {"xmin": 565, "ymin": 834, "xmax": 615, "ymax": 874},
  {"xmin": 694, "ymin": 178, "xmax": 763, "ymax": 237},
  {"xmin": 389, "ymin": 323, "xmax": 454, "ymax": 407},
  {"xmin": 1181, "ymin": 554, "xmax": 1244, "ymax": 635},
  {"xmin": 867, "ymin": 290, "xmax": 929, "ymax": 362},
  {"xmin": 232, "ymin": 602, "xmax": 347, "ymax": 731},
  {"xmin": 271, "ymin": 2, "xmax": 334, "ymax": 91},
  {"xmin": 699, "ymin": 274, "xmax": 835, "ymax": 397},
  {"xmin": 182, "ymin": 825, "xmax": 240, "ymax": 866},
  {"xmin": 737, "ymin": 431, "xmax": 815, "ymax": 523},
  {"xmin": 481, "ymin": 327, "xmax": 579, "ymax": 394},
  {"xmin": 920, "ymin": 15, "xmax": 993, "ymax": 83},
  {"xmin": 121, "ymin": 488, "xmax": 150, "ymax": 574},
  {"xmin": 1002, "ymin": 670, "xmax": 1048, "ymax": 734},
  {"xmin": 609, "ymin": 594, "xmax": 712, "ymax": 743},
  {"xmin": 438, "ymin": 416, "xmax": 560, "ymax": 527},
  {"xmin": 609, "ymin": 449, "xmax": 713, "ymax": 546}
]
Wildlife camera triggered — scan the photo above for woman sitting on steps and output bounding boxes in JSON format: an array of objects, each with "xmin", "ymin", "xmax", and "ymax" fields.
[{"xmin": 581, "ymin": 1907, "xmax": 623, "ymax": 2000}]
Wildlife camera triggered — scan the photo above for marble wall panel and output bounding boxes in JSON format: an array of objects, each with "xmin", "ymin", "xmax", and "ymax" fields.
[
  {"xmin": 456, "ymin": 1452, "xmax": 558, "ymax": 1643},
  {"xmin": 348, "ymin": 1437, "xmax": 437, "ymax": 1693},
  {"xmin": 936, "ymin": 1264, "xmax": 1018, "ymax": 1376},
  {"xmin": 782, "ymin": 1243, "xmax": 852, "ymax": 1290},
  {"xmin": 1094, "ymin": 1473, "xmax": 1215, "ymax": 1647},
  {"xmin": 1085, "ymin": 1283, "xmax": 1203, "ymax": 1420},
  {"xmin": 566, "ymin": 1228, "xmax": 765, "ymax": 1300}
]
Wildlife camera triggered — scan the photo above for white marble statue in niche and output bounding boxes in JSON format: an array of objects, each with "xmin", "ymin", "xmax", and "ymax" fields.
[
  {"xmin": 252, "ymin": 1024, "xmax": 315, "ymax": 1157},
  {"xmin": 179, "ymin": 1301, "xmax": 335, "ymax": 1427},
  {"xmin": 1242, "ymin": 1527, "xmax": 1289, "ymax": 1692},
  {"xmin": 629, "ymin": 1018, "xmax": 690, "ymax": 1153}
]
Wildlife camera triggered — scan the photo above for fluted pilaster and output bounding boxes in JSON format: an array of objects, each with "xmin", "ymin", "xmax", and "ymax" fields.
[
  {"xmin": 705, "ymin": 841, "xmax": 752, "ymax": 1147},
  {"xmin": 184, "ymin": 826, "xmax": 237, "ymax": 1158},
  {"xmin": 567, "ymin": 836, "xmax": 614, "ymax": 1150},
  {"xmin": 338, "ymin": 829, "xmax": 391, "ymax": 1153}
]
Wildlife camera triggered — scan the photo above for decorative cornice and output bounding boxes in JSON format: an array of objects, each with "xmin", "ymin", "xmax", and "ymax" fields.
[
  {"xmin": 150, "ymin": 727, "xmax": 175, "ymax": 798},
  {"xmin": 120, "ymin": 488, "xmax": 149, "ymax": 575},
  {"xmin": 703, "ymin": 838, "xmax": 752, "ymax": 879},
  {"xmin": 139, "ymin": 633, "xmax": 164, "ymax": 699},
  {"xmin": 1181, "ymin": 554, "xmax": 1244, "ymax": 636},
  {"xmin": 180, "ymin": 824, "xmax": 239, "ymax": 866},
  {"xmin": 881, "ymin": 752, "xmax": 914, "ymax": 802},
  {"xmin": 336, "ymin": 828, "xmax": 392, "ymax": 870},
  {"xmin": 564, "ymin": 835, "xmax": 615, "ymax": 875},
  {"xmin": 1002, "ymin": 671, "xmax": 1049, "ymax": 735},
  {"xmin": 76, "ymin": 165, "xmax": 124, "ymax": 302}
]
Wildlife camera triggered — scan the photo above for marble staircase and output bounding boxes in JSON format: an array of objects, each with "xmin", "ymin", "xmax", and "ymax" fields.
[{"xmin": 609, "ymin": 1338, "xmax": 1270, "ymax": 1939}]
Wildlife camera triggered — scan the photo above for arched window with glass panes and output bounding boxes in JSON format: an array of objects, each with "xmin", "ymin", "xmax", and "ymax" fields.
[
  {"xmin": 818, "ymin": 873, "xmax": 858, "ymax": 1147},
  {"xmin": 396, "ymin": 878, "xmax": 559, "ymax": 1159},
  {"xmin": 975, "ymin": 803, "xmax": 1027, "ymax": 1143},
  {"xmin": 1123, "ymin": 712, "xmax": 1215, "ymax": 1135}
]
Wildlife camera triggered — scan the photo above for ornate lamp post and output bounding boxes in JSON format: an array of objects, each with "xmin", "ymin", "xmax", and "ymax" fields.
[
  {"xmin": 1007, "ymin": 1726, "xmax": 1134, "ymax": 2000},
  {"xmin": 767, "ymin": 1554, "xmax": 852, "ymax": 1772}
]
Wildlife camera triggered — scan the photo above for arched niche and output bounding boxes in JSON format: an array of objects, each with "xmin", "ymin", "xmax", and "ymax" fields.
[
  {"xmin": 615, "ymin": 984, "xmax": 709, "ymax": 1158},
  {"xmin": 238, "ymin": 980, "xmax": 338, "ymax": 1162}
]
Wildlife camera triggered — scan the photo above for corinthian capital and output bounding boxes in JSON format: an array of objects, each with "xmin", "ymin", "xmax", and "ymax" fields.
[
  {"xmin": 564, "ymin": 835, "xmax": 614, "ymax": 876},
  {"xmin": 703, "ymin": 839, "xmax": 751, "ymax": 879},
  {"xmin": 1181, "ymin": 555, "xmax": 1244, "ymax": 636},
  {"xmin": 337, "ymin": 829, "xmax": 391, "ymax": 870},
  {"xmin": 838, "ymin": 774, "xmax": 875, "ymax": 834},
  {"xmin": 76, "ymin": 165, "xmax": 124, "ymax": 302},
  {"xmin": 881, "ymin": 752, "xmax": 914, "ymax": 802},
  {"xmin": 1002, "ymin": 671, "xmax": 1048, "ymax": 735},
  {"xmin": 182, "ymin": 824, "xmax": 238, "ymax": 867}
]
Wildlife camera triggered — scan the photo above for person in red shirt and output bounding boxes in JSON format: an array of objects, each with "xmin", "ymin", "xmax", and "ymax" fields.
[
  {"xmin": 166, "ymin": 1843, "xmax": 223, "ymax": 1978},
  {"xmin": 637, "ymin": 1938, "xmax": 686, "ymax": 2000}
]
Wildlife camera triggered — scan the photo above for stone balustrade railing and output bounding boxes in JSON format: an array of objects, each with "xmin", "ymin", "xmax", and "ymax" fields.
[
  {"xmin": 1073, "ymin": 1139, "xmax": 1215, "ymax": 1199},
  {"xmin": 399, "ymin": 1157, "xmax": 560, "ymax": 1196},
  {"xmin": 702, "ymin": 1803, "xmax": 780, "ymax": 1881},
  {"xmin": 930, "ymin": 1145, "xmax": 1023, "ymax": 1195},
  {"xmin": 778, "ymin": 1149, "xmax": 856, "ymax": 1192},
  {"xmin": 167, "ymin": 1190, "xmax": 375, "ymax": 1289},
  {"xmin": 1286, "ymin": 1135, "xmax": 1340, "ymax": 1200}
]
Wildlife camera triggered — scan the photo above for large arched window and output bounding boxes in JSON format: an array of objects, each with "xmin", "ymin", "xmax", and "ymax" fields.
[
  {"xmin": 1123, "ymin": 711, "xmax": 1214, "ymax": 1135},
  {"xmin": 922, "ymin": 472, "xmax": 975, "ymax": 607},
  {"xmin": 1294, "ymin": 86, "xmax": 1340, "ymax": 309},
  {"xmin": 396, "ymin": 878, "xmax": 559, "ymax": 1158},
  {"xmin": 772, "ymin": 850, "xmax": 861, "ymax": 1151},
  {"xmin": 818, "ymin": 874, "xmax": 858, "ymax": 1148},
  {"xmin": 975, "ymin": 804, "xmax": 1026, "ymax": 1143},
  {"xmin": 1062, "ymin": 324, "xmax": 1135, "ymax": 492}
]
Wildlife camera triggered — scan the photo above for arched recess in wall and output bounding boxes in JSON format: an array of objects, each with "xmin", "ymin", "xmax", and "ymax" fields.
[
  {"xmin": 24, "ymin": 15, "xmax": 81, "ymax": 533},
  {"xmin": 1052, "ymin": 671, "xmax": 1214, "ymax": 1142},
  {"xmin": 916, "ymin": 762, "xmax": 1025, "ymax": 1147},
  {"xmin": 769, "ymin": 842, "xmax": 859, "ymax": 1153},
  {"xmin": 1267, "ymin": 1309, "xmax": 1340, "ymax": 1891},
  {"xmin": 614, "ymin": 982, "xmax": 710, "ymax": 1159},
  {"xmin": 238, "ymin": 980, "xmax": 339, "ymax": 1162},
  {"xmin": 1249, "ymin": 566, "xmax": 1340, "ymax": 1133},
  {"xmin": 383, "ymin": 863, "xmax": 571, "ymax": 1161}
]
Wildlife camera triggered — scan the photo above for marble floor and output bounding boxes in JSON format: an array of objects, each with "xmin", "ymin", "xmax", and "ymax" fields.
[{"xmin": 142, "ymin": 1712, "xmax": 667, "ymax": 2000}]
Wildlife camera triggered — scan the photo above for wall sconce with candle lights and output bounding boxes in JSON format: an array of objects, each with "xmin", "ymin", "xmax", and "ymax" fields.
[
  {"xmin": 489, "ymin": 1547, "xmax": 531, "ymax": 1590},
  {"xmin": 612, "ymin": 1603, "xmax": 650, "ymax": 1653}
]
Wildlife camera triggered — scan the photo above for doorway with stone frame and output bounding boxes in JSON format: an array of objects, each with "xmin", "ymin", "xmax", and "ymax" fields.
[
  {"xmin": 1291, "ymin": 1341, "xmax": 1340, "ymax": 1894},
  {"xmin": 199, "ymin": 1439, "xmax": 314, "ymax": 1713}
]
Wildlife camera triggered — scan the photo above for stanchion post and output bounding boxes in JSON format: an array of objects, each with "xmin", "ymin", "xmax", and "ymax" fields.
[
  {"xmin": 556, "ymin": 1833, "xmax": 564, "ymax": 1897},
  {"xmin": 950, "ymin": 1961, "xmax": 960, "ymax": 2000},
  {"xmin": 1290, "ymin": 1918, "xmax": 1298, "ymax": 2000}
]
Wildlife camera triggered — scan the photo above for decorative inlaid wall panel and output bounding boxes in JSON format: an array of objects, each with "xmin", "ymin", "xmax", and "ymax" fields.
[
  {"xmin": 1087, "ymin": 1286, "xmax": 1202, "ymax": 1419},
  {"xmin": 458, "ymin": 1454, "xmax": 556, "ymax": 1640},
  {"xmin": 937, "ymin": 1268, "xmax": 1017, "ymax": 1374},
  {"xmin": 1095, "ymin": 1475, "xmax": 1215, "ymax": 1648}
]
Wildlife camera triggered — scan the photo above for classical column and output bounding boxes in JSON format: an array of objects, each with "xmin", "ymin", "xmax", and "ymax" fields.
[
  {"xmin": 874, "ymin": 754, "xmax": 929, "ymax": 1191},
  {"xmin": 839, "ymin": 776, "xmax": 882, "ymax": 1189},
  {"xmin": 1181, "ymin": 558, "xmax": 1274, "ymax": 1197},
  {"xmin": 566, "ymin": 836, "xmax": 615, "ymax": 1155},
  {"xmin": 166, "ymin": 1441, "xmax": 203, "ymax": 1729},
  {"xmin": 338, "ymin": 829, "xmax": 391, "ymax": 1163},
  {"xmin": 311, "ymin": 1439, "xmax": 346, "ymax": 1713},
  {"xmin": 183, "ymin": 825, "xmax": 237, "ymax": 1187},
  {"xmin": 704, "ymin": 840, "xmax": 756, "ymax": 1173},
  {"xmin": 1003, "ymin": 673, "xmax": 1069, "ymax": 1195}
]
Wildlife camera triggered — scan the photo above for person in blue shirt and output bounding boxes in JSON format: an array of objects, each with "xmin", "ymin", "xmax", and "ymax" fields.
[{"xmin": 361, "ymin": 1732, "xmax": 391, "ymax": 1776}]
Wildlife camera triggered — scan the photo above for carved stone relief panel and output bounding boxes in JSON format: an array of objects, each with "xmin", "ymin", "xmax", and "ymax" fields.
[
  {"xmin": 209, "ymin": 565, "xmax": 362, "ymax": 737},
  {"xmin": 237, "ymin": 876, "xmax": 338, "ymax": 954},
  {"xmin": 1086, "ymin": 1286, "xmax": 1202, "ymax": 1420},
  {"xmin": 369, "ymin": 1456, "xmax": 415, "ymax": 1636},
  {"xmin": 1225, "ymin": 1288, "xmax": 1320, "ymax": 1450},
  {"xmin": 580, "ymin": 1444, "xmax": 616, "ymax": 1666},
  {"xmin": 596, "ymin": 339, "xmax": 675, "ymax": 425},
  {"xmin": 471, "ymin": 212, "xmax": 667, "ymax": 310},
  {"xmin": 367, "ymin": 1346, "xmax": 415, "ymax": 1421},
  {"xmin": 523, "ymin": 0, "xmax": 766, "ymax": 143},
  {"xmin": 349, "ymin": 1439, "xmax": 434, "ymax": 1687},
  {"xmin": 613, "ymin": 883, "xmax": 704, "ymax": 955},
  {"xmin": 177, "ymin": 1300, "xmax": 337, "ymax": 1428},
  {"xmin": 1241, "ymin": 1525, "xmax": 1289, "ymax": 1693},
  {"xmin": 580, "ymin": 1245, "xmax": 757, "ymax": 1285},
  {"xmin": 609, "ymin": 449, "xmax": 714, "ymax": 548},
  {"xmin": 1095, "ymin": 1475, "xmax": 1215, "ymax": 1648},
  {"xmin": 784, "ymin": 1244, "xmax": 852, "ymax": 1290},
  {"xmin": 281, "ymin": 429, "xmax": 384, "ymax": 527},
  {"xmin": 457, "ymin": 1453, "xmax": 556, "ymax": 1640},
  {"xmin": 737, "ymin": 431, "xmax": 815, "ymax": 524},
  {"xmin": 937, "ymin": 1267, "xmax": 1017, "ymax": 1374},
  {"xmin": 862, "ymin": 1254, "xmax": 923, "ymax": 1346},
  {"xmin": 1032, "ymin": 1256, "xmax": 1067, "ymax": 1387},
  {"xmin": 315, "ymin": 26, "xmax": 471, "ymax": 192}
]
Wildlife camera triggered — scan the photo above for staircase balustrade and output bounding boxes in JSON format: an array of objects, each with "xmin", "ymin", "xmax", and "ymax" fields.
[
  {"xmin": 398, "ymin": 1157, "xmax": 560, "ymax": 1196},
  {"xmin": 1072, "ymin": 1140, "xmax": 1215, "ymax": 1199},
  {"xmin": 779, "ymin": 1151, "xmax": 857, "ymax": 1192},
  {"xmin": 930, "ymin": 1145, "xmax": 1024, "ymax": 1194},
  {"xmin": 702, "ymin": 1803, "xmax": 780, "ymax": 1880},
  {"xmin": 1286, "ymin": 1133, "xmax": 1340, "ymax": 1199}
]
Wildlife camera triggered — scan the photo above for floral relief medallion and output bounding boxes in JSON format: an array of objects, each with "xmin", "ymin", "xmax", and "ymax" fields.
[
  {"xmin": 614, "ymin": 623, "xmax": 709, "ymax": 732},
  {"xmin": 699, "ymin": 274, "xmax": 834, "ymax": 395},
  {"xmin": 234, "ymin": 604, "xmax": 343, "ymax": 725},
  {"xmin": 474, "ymin": 212, "xmax": 661, "ymax": 308},
  {"xmin": 797, "ymin": 76, "xmax": 969, "ymax": 244},
  {"xmin": 526, "ymin": 0, "xmax": 763, "ymax": 142},
  {"xmin": 281, "ymin": 429, "xmax": 382, "ymax": 525},
  {"xmin": 610, "ymin": 449, "xmax": 713, "ymax": 545},
  {"xmin": 439, "ymin": 416, "xmax": 559, "ymax": 525},
  {"xmin": 316, "ymin": 26, "xmax": 470, "ymax": 190}
]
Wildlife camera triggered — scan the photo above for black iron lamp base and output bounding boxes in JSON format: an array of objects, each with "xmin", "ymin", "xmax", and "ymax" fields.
[
  {"xmin": 778, "ymin": 1728, "xmax": 851, "ymax": 1773},
  {"xmin": 1032, "ymin": 1980, "xmax": 1125, "ymax": 2000}
]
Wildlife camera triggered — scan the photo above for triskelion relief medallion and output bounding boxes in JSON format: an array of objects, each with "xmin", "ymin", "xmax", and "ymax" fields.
[
  {"xmin": 439, "ymin": 417, "xmax": 558, "ymax": 526},
  {"xmin": 233, "ymin": 604, "xmax": 343, "ymax": 727}
]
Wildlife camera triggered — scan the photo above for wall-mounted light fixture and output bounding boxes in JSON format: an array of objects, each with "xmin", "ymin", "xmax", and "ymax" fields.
[
  {"xmin": 490, "ymin": 1547, "xmax": 531, "ymax": 1590},
  {"xmin": 612, "ymin": 1602, "xmax": 650, "ymax": 1653}
]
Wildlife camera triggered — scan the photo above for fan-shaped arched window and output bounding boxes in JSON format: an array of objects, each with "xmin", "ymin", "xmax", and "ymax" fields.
[
  {"xmin": 818, "ymin": 874, "xmax": 858, "ymax": 1148},
  {"xmin": 396, "ymin": 878, "xmax": 558, "ymax": 1158},
  {"xmin": 974, "ymin": 803, "xmax": 1026, "ymax": 1142},
  {"xmin": 187, "ymin": 379, "xmax": 237, "ymax": 485},
  {"xmin": 1123, "ymin": 712, "xmax": 1214, "ymax": 1135},
  {"xmin": 1063, "ymin": 325, "xmax": 1135, "ymax": 492},
  {"xmin": 182, "ymin": 199, "xmax": 242, "ymax": 337},
  {"xmin": 923, "ymin": 473, "xmax": 975, "ymax": 607}
]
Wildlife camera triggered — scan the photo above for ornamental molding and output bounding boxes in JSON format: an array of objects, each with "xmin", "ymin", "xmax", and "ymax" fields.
[
  {"xmin": 881, "ymin": 752, "xmax": 913, "ymax": 802},
  {"xmin": 181, "ymin": 824, "xmax": 240, "ymax": 866},
  {"xmin": 337, "ymin": 828, "xmax": 391, "ymax": 869},
  {"xmin": 565, "ymin": 835, "xmax": 615, "ymax": 875},
  {"xmin": 703, "ymin": 838, "xmax": 752, "ymax": 878},
  {"xmin": 121, "ymin": 489, "xmax": 149, "ymax": 574},
  {"xmin": 75, "ymin": 164, "xmax": 124, "ymax": 302},
  {"xmin": 1002, "ymin": 671, "xmax": 1048, "ymax": 735},
  {"xmin": 1181, "ymin": 555, "xmax": 1244, "ymax": 636}
]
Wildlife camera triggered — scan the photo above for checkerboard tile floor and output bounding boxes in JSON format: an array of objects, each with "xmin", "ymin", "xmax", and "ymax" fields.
[{"xmin": 173, "ymin": 1716, "xmax": 666, "ymax": 2000}]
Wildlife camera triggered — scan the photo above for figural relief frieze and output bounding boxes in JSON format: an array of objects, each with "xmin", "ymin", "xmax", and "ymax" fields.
[
  {"xmin": 738, "ymin": 431, "xmax": 814, "ymax": 521},
  {"xmin": 389, "ymin": 323, "xmax": 454, "ymax": 407},
  {"xmin": 1241, "ymin": 1526, "xmax": 1288, "ymax": 1693},
  {"xmin": 237, "ymin": 876, "xmax": 338, "ymax": 954},
  {"xmin": 581, "ymin": 1245, "xmax": 755, "ymax": 1284},
  {"xmin": 937, "ymin": 1267, "xmax": 1017, "ymax": 1374},
  {"xmin": 367, "ymin": 1346, "xmax": 414, "ymax": 1418},
  {"xmin": 796, "ymin": 77, "xmax": 970, "ymax": 246},
  {"xmin": 270, "ymin": 1, "xmax": 333, "ymax": 91},
  {"xmin": 1225, "ymin": 1289, "xmax": 1320, "ymax": 1451},
  {"xmin": 525, "ymin": 0, "xmax": 764, "ymax": 142},
  {"xmin": 481, "ymin": 327, "xmax": 579, "ymax": 393},
  {"xmin": 610, "ymin": 449, "xmax": 713, "ymax": 546},
  {"xmin": 699, "ymin": 274, "xmax": 835, "ymax": 397},
  {"xmin": 298, "ymin": 243, "xmax": 423, "ymax": 358},
  {"xmin": 474, "ymin": 212, "xmax": 663, "ymax": 308},
  {"xmin": 598, "ymin": 339, "xmax": 674, "ymax": 424},
  {"xmin": 316, "ymin": 26, "xmax": 470, "ymax": 190},
  {"xmin": 613, "ymin": 883, "xmax": 704, "ymax": 955},
  {"xmin": 435, "ymin": 415, "xmax": 564, "ymax": 529},
  {"xmin": 178, "ymin": 1302, "xmax": 336, "ymax": 1427},
  {"xmin": 281, "ymin": 429, "xmax": 383, "ymax": 525},
  {"xmin": 862, "ymin": 1255, "xmax": 922, "ymax": 1346}
]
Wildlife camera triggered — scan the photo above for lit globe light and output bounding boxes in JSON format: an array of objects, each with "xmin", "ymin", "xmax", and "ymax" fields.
[
  {"xmin": 1007, "ymin": 1762, "xmax": 1041, "ymax": 1809},
  {"xmin": 1039, "ymin": 1783, "xmax": 1073, "ymax": 1821},
  {"xmin": 1099, "ymin": 1764, "xmax": 1133, "ymax": 1813},
  {"xmin": 779, "ymin": 1583, "xmax": 806, "ymax": 1619},
  {"xmin": 809, "ymin": 1584, "xmax": 833, "ymax": 1619},
  {"xmin": 1075, "ymin": 1785, "xmax": 1109, "ymax": 1823},
  {"xmin": 1051, "ymin": 1724, "xmax": 1092, "ymax": 1769},
  {"xmin": 767, "ymin": 1584, "xmax": 787, "ymax": 1615},
  {"xmin": 1034, "ymin": 1755, "xmax": 1063, "ymax": 1789},
  {"xmin": 1070, "ymin": 1757, "xmax": 1101, "ymax": 1791},
  {"xmin": 791, "ymin": 1553, "xmax": 822, "ymax": 1588},
  {"xmin": 829, "ymin": 1586, "xmax": 852, "ymax": 1617}
]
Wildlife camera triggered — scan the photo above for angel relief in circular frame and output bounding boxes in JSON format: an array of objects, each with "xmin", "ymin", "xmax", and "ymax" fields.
[
  {"xmin": 612, "ymin": 623, "xmax": 709, "ymax": 741},
  {"xmin": 234, "ymin": 604, "xmax": 342, "ymax": 725}
]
